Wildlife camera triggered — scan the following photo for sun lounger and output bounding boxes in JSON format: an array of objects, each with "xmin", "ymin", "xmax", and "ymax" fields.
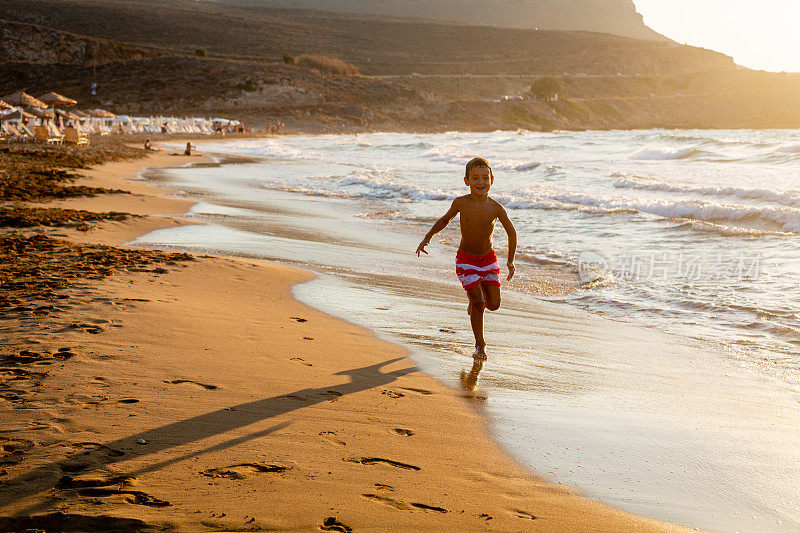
[
  {"xmin": 64, "ymin": 127, "xmax": 90, "ymax": 146},
  {"xmin": 18, "ymin": 123, "xmax": 35, "ymax": 140},
  {"xmin": 34, "ymin": 125, "xmax": 62, "ymax": 144},
  {"xmin": 5, "ymin": 123, "xmax": 33, "ymax": 143},
  {"xmin": 47, "ymin": 122, "xmax": 63, "ymax": 138}
]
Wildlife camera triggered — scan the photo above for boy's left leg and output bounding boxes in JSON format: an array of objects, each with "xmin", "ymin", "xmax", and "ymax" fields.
[
  {"xmin": 466, "ymin": 284, "xmax": 487, "ymax": 358},
  {"xmin": 483, "ymin": 284, "xmax": 501, "ymax": 311}
]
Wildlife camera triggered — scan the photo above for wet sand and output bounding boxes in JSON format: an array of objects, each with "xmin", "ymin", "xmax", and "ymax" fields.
[{"xmin": 0, "ymin": 145, "xmax": 689, "ymax": 531}]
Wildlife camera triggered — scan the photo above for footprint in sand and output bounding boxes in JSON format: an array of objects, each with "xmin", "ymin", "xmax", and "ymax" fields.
[
  {"xmin": 0, "ymin": 438, "xmax": 35, "ymax": 467},
  {"xmin": 319, "ymin": 390, "xmax": 342, "ymax": 402},
  {"xmin": 67, "ymin": 323, "xmax": 104, "ymax": 334},
  {"xmin": 361, "ymin": 493, "xmax": 409, "ymax": 510},
  {"xmin": 511, "ymin": 509, "xmax": 538, "ymax": 520},
  {"xmin": 399, "ymin": 387, "xmax": 433, "ymax": 395},
  {"xmin": 361, "ymin": 494, "xmax": 447, "ymax": 513},
  {"xmin": 320, "ymin": 517, "xmax": 352, "ymax": 532},
  {"xmin": 392, "ymin": 428, "xmax": 415, "ymax": 436},
  {"xmin": 56, "ymin": 474, "xmax": 136, "ymax": 489},
  {"xmin": 282, "ymin": 394, "xmax": 309, "ymax": 402},
  {"xmin": 290, "ymin": 316, "xmax": 308, "ymax": 323},
  {"xmin": 381, "ymin": 389, "xmax": 404, "ymax": 399},
  {"xmin": 118, "ymin": 398, "xmax": 139, "ymax": 404},
  {"xmin": 163, "ymin": 379, "xmax": 219, "ymax": 390},
  {"xmin": 290, "ymin": 357, "xmax": 313, "ymax": 367},
  {"xmin": 201, "ymin": 463, "xmax": 287, "ymax": 479},
  {"xmin": 319, "ymin": 431, "xmax": 346, "ymax": 446},
  {"xmin": 54, "ymin": 347, "xmax": 77, "ymax": 360},
  {"xmin": 77, "ymin": 487, "xmax": 170, "ymax": 507},
  {"xmin": 345, "ymin": 457, "xmax": 420, "ymax": 471}
]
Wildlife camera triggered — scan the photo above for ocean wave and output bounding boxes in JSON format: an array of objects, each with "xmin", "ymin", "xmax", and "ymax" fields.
[
  {"xmin": 613, "ymin": 173, "xmax": 800, "ymax": 208},
  {"xmin": 420, "ymin": 146, "xmax": 543, "ymax": 172},
  {"xmin": 655, "ymin": 131, "xmax": 778, "ymax": 148},
  {"xmin": 631, "ymin": 147, "xmax": 701, "ymax": 160},
  {"xmin": 630, "ymin": 147, "xmax": 727, "ymax": 161},
  {"xmin": 263, "ymin": 185, "xmax": 354, "ymax": 199},
  {"xmin": 505, "ymin": 188, "xmax": 800, "ymax": 234},
  {"xmin": 340, "ymin": 175, "xmax": 451, "ymax": 201},
  {"xmin": 673, "ymin": 219, "xmax": 794, "ymax": 237},
  {"xmin": 775, "ymin": 144, "xmax": 800, "ymax": 154}
]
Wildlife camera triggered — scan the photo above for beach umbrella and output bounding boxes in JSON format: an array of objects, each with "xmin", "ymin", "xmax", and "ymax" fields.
[
  {"xmin": 88, "ymin": 108, "xmax": 117, "ymax": 119},
  {"xmin": 71, "ymin": 110, "xmax": 92, "ymax": 120},
  {"xmin": 1, "ymin": 92, "xmax": 48, "ymax": 109},
  {"xmin": 55, "ymin": 108, "xmax": 80, "ymax": 120},
  {"xmin": 38, "ymin": 92, "xmax": 77, "ymax": 108},
  {"xmin": 0, "ymin": 100, "xmax": 12, "ymax": 110},
  {"xmin": 0, "ymin": 109, "xmax": 37, "ymax": 121},
  {"xmin": 26, "ymin": 107, "xmax": 54, "ymax": 119}
]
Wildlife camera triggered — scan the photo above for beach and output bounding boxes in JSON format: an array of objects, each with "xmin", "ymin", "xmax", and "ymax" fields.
[
  {"xmin": 130, "ymin": 131, "xmax": 800, "ymax": 532},
  {"xmin": 0, "ymin": 142, "xmax": 690, "ymax": 531}
]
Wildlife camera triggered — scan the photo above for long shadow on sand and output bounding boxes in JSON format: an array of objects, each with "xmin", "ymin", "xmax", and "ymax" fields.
[{"xmin": 1, "ymin": 357, "xmax": 417, "ymax": 517}]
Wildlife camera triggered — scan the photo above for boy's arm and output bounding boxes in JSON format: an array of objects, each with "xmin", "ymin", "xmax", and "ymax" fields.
[
  {"xmin": 416, "ymin": 200, "xmax": 459, "ymax": 256},
  {"xmin": 497, "ymin": 205, "xmax": 517, "ymax": 280}
]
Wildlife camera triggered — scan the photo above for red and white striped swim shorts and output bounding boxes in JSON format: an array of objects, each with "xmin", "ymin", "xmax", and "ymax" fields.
[{"xmin": 455, "ymin": 250, "xmax": 501, "ymax": 291}]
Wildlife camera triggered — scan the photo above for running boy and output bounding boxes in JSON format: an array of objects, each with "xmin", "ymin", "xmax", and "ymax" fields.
[{"xmin": 416, "ymin": 157, "xmax": 517, "ymax": 360}]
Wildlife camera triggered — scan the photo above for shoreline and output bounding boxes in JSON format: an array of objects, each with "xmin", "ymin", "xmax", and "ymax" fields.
[
  {"xmin": 0, "ymin": 143, "xmax": 690, "ymax": 531},
  {"xmin": 127, "ymin": 132, "xmax": 800, "ymax": 532}
]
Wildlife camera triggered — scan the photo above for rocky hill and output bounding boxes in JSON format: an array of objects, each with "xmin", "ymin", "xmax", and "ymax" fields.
[
  {"xmin": 2, "ymin": 0, "xmax": 799, "ymax": 131},
  {"xmin": 233, "ymin": 0, "xmax": 666, "ymax": 41},
  {"xmin": 0, "ymin": 0, "xmax": 725, "ymax": 78},
  {"xmin": 0, "ymin": 20, "xmax": 163, "ymax": 65}
]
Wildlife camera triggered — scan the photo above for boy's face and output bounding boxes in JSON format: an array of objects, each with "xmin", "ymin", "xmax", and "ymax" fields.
[{"xmin": 465, "ymin": 166, "xmax": 493, "ymax": 197}]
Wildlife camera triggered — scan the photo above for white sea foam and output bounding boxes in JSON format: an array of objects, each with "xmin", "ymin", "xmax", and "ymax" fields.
[
  {"xmin": 776, "ymin": 144, "xmax": 800, "ymax": 154},
  {"xmin": 341, "ymin": 175, "xmax": 451, "ymax": 201},
  {"xmin": 613, "ymin": 173, "xmax": 800, "ymax": 208},
  {"xmin": 631, "ymin": 147, "xmax": 701, "ymax": 160}
]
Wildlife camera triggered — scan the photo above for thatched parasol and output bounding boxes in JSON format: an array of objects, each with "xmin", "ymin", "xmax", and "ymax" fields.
[
  {"xmin": 0, "ymin": 109, "xmax": 37, "ymax": 121},
  {"xmin": 27, "ymin": 107, "xmax": 55, "ymax": 119},
  {"xmin": 88, "ymin": 108, "xmax": 118, "ymax": 119},
  {"xmin": 55, "ymin": 108, "xmax": 80, "ymax": 120},
  {"xmin": 39, "ymin": 92, "xmax": 77, "ymax": 107},
  {"xmin": 1, "ymin": 92, "xmax": 48, "ymax": 109},
  {"xmin": 0, "ymin": 100, "xmax": 12, "ymax": 110}
]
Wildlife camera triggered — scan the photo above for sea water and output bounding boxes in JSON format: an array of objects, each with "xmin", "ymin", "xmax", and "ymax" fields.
[{"xmin": 134, "ymin": 129, "xmax": 800, "ymax": 532}]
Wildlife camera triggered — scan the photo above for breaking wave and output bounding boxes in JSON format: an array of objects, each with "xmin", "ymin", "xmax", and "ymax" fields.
[{"xmin": 613, "ymin": 173, "xmax": 800, "ymax": 208}]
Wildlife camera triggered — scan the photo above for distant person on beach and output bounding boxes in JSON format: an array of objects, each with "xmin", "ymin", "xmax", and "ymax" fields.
[
  {"xmin": 184, "ymin": 142, "xmax": 195, "ymax": 156},
  {"xmin": 143, "ymin": 138, "xmax": 153, "ymax": 151},
  {"xmin": 416, "ymin": 157, "xmax": 517, "ymax": 360}
]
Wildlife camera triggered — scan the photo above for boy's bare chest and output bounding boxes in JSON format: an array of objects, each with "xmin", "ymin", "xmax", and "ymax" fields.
[{"xmin": 460, "ymin": 206, "xmax": 497, "ymax": 231}]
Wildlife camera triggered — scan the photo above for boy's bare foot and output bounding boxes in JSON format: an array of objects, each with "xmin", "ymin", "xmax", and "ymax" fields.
[{"xmin": 471, "ymin": 345, "xmax": 487, "ymax": 361}]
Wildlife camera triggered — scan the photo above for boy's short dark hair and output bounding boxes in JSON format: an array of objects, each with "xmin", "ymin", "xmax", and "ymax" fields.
[{"xmin": 465, "ymin": 157, "xmax": 493, "ymax": 179}]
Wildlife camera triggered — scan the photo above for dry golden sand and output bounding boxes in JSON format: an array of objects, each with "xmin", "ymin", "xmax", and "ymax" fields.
[{"xmin": 0, "ymin": 147, "xmax": 691, "ymax": 531}]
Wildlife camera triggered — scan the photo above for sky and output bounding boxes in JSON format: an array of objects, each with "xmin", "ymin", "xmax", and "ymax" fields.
[{"xmin": 632, "ymin": 0, "xmax": 800, "ymax": 73}]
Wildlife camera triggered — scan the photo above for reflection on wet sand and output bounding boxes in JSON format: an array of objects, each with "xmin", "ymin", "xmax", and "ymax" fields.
[{"xmin": 459, "ymin": 358, "xmax": 487, "ymax": 402}]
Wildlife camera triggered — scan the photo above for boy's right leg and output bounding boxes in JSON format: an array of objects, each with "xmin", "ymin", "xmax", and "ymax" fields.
[{"xmin": 466, "ymin": 284, "xmax": 487, "ymax": 357}]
